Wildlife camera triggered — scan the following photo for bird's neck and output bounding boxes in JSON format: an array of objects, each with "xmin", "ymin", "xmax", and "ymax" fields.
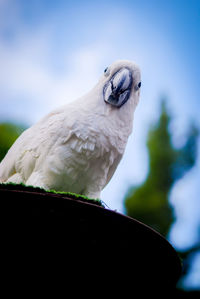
[{"xmin": 80, "ymin": 86, "xmax": 135, "ymax": 138}]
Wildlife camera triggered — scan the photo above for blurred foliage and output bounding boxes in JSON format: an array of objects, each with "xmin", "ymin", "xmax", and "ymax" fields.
[
  {"xmin": 0, "ymin": 122, "xmax": 26, "ymax": 162},
  {"xmin": 125, "ymin": 100, "xmax": 198, "ymax": 236},
  {"xmin": 124, "ymin": 99, "xmax": 199, "ymax": 292}
]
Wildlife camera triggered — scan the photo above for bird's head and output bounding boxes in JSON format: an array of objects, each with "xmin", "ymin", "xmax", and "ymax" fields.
[{"xmin": 100, "ymin": 60, "xmax": 141, "ymax": 109}]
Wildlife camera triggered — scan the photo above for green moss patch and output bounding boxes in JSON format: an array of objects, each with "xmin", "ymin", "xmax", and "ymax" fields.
[{"xmin": 0, "ymin": 182, "xmax": 104, "ymax": 207}]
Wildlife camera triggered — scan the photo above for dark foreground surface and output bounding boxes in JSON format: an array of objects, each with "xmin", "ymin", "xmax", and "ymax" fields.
[{"xmin": 0, "ymin": 184, "xmax": 182, "ymax": 296}]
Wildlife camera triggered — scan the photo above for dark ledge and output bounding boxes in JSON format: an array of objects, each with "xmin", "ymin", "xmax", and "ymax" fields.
[{"xmin": 0, "ymin": 184, "xmax": 182, "ymax": 295}]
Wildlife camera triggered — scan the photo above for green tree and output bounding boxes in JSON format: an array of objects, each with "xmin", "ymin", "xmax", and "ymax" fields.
[
  {"xmin": 124, "ymin": 99, "xmax": 200, "ymax": 293},
  {"xmin": 125, "ymin": 100, "xmax": 198, "ymax": 237},
  {"xmin": 0, "ymin": 122, "xmax": 26, "ymax": 162}
]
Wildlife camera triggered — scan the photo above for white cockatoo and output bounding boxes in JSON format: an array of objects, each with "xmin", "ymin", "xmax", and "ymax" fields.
[{"xmin": 0, "ymin": 60, "xmax": 141, "ymax": 199}]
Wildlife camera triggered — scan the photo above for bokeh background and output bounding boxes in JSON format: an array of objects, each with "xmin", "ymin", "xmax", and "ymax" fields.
[{"xmin": 0, "ymin": 0, "xmax": 199, "ymax": 293}]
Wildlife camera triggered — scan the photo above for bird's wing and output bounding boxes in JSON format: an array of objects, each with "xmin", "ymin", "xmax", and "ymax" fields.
[{"xmin": 0, "ymin": 104, "xmax": 77, "ymax": 183}]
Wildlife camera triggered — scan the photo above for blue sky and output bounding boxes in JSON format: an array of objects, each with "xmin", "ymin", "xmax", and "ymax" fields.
[{"xmin": 0, "ymin": 0, "xmax": 200, "ymax": 288}]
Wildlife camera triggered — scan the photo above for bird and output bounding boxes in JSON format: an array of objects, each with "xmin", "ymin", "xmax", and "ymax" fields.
[{"xmin": 0, "ymin": 60, "xmax": 141, "ymax": 199}]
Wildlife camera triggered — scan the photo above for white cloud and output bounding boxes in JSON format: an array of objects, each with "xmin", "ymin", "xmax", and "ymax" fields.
[
  {"xmin": 0, "ymin": 24, "xmax": 112, "ymax": 122},
  {"xmin": 0, "ymin": 0, "xmax": 120, "ymax": 123}
]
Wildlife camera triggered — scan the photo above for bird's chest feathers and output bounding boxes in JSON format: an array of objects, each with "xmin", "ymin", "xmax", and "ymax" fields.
[
  {"xmin": 64, "ymin": 128, "xmax": 120, "ymax": 182},
  {"xmin": 70, "ymin": 114, "xmax": 130, "ymax": 158}
]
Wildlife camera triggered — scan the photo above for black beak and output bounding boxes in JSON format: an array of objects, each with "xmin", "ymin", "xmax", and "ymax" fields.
[{"xmin": 104, "ymin": 68, "xmax": 132, "ymax": 108}]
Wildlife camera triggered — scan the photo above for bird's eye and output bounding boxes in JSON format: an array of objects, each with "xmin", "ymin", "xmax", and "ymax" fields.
[
  {"xmin": 104, "ymin": 67, "xmax": 110, "ymax": 77},
  {"xmin": 138, "ymin": 82, "xmax": 141, "ymax": 88}
]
